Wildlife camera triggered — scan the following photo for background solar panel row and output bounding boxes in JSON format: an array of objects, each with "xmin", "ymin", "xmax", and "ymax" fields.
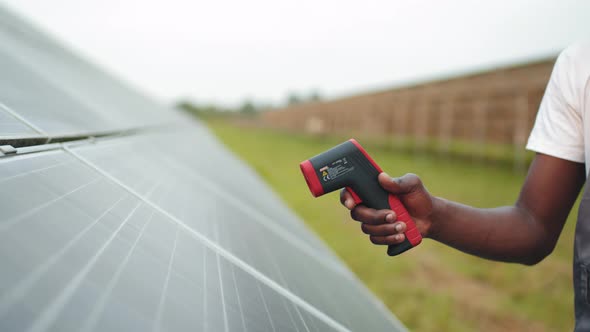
[{"xmin": 0, "ymin": 5, "xmax": 406, "ymax": 332}]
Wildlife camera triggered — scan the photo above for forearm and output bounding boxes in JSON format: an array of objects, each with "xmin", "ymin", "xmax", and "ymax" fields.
[{"xmin": 427, "ymin": 197, "xmax": 553, "ymax": 265}]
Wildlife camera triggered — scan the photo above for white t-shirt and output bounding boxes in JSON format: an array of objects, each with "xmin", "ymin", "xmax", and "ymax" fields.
[{"xmin": 526, "ymin": 42, "xmax": 590, "ymax": 174}]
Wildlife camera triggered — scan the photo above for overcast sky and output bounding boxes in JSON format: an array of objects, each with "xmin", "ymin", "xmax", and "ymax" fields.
[{"xmin": 2, "ymin": 0, "xmax": 589, "ymax": 106}]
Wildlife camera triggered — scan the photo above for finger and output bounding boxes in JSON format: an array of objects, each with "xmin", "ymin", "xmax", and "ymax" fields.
[
  {"xmin": 350, "ymin": 207, "xmax": 395, "ymax": 225},
  {"xmin": 378, "ymin": 172, "xmax": 422, "ymax": 195},
  {"xmin": 361, "ymin": 222, "xmax": 406, "ymax": 236},
  {"xmin": 339, "ymin": 189, "xmax": 355, "ymax": 210},
  {"xmin": 369, "ymin": 233, "xmax": 406, "ymax": 245}
]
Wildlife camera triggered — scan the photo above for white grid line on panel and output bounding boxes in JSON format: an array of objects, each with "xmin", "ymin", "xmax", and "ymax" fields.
[
  {"xmin": 281, "ymin": 294, "xmax": 304, "ymax": 332},
  {"xmin": 153, "ymin": 227, "xmax": 180, "ymax": 332},
  {"xmin": 260, "ymin": 237, "xmax": 311, "ymax": 332},
  {"xmin": 212, "ymin": 220, "xmax": 230, "ymax": 332},
  {"xmin": 230, "ymin": 218, "xmax": 279, "ymax": 332},
  {"xmin": 215, "ymin": 252, "xmax": 230, "ymax": 332},
  {"xmin": 256, "ymin": 278, "xmax": 277, "ymax": 332},
  {"xmin": 229, "ymin": 262, "xmax": 248, "ymax": 332},
  {"xmin": 26, "ymin": 199, "xmax": 144, "ymax": 332},
  {"xmin": 80, "ymin": 208, "xmax": 157, "ymax": 332},
  {"xmin": 274, "ymin": 277, "xmax": 305, "ymax": 332},
  {"xmin": 0, "ymin": 193, "xmax": 129, "ymax": 318},
  {"xmin": 202, "ymin": 242, "xmax": 209, "ymax": 332},
  {"xmin": 0, "ymin": 176, "xmax": 103, "ymax": 233},
  {"xmin": 63, "ymin": 145, "xmax": 352, "ymax": 332},
  {"xmin": 0, "ymin": 158, "xmax": 73, "ymax": 184},
  {"xmin": 349, "ymin": 272, "xmax": 410, "ymax": 331}
]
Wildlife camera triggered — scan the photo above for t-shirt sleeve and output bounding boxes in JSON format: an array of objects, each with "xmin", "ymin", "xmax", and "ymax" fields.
[{"xmin": 526, "ymin": 46, "xmax": 585, "ymax": 163}]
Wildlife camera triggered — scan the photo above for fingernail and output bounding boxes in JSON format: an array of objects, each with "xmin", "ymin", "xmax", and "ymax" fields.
[
  {"xmin": 395, "ymin": 223, "xmax": 403, "ymax": 231},
  {"xmin": 395, "ymin": 234, "xmax": 403, "ymax": 241},
  {"xmin": 386, "ymin": 213, "xmax": 395, "ymax": 223},
  {"xmin": 345, "ymin": 200, "xmax": 353, "ymax": 209}
]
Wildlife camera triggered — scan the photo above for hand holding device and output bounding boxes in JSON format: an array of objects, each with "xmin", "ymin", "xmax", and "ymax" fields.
[{"xmin": 300, "ymin": 139, "xmax": 422, "ymax": 256}]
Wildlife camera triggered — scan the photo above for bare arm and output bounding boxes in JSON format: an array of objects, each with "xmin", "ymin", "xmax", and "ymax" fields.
[{"xmin": 341, "ymin": 153, "xmax": 586, "ymax": 265}]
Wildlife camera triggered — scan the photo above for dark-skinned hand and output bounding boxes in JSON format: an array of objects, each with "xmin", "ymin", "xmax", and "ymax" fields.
[{"xmin": 340, "ymin": 172, "xmax": 437, "ymax": 246}]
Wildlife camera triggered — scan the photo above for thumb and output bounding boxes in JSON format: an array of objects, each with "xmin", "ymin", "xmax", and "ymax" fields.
[{"xmin": 378, "ymin": 172, "xmax": 422, "ymax": 195}]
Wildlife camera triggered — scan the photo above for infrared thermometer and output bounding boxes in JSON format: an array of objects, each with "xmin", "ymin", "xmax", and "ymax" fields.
[{"xmin": 300, "ymin": 139, "xmax": 422, "ymax": 256}]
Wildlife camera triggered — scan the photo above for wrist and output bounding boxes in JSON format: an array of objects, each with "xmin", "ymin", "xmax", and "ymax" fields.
[{"xmin": 424, "ymin": 196, "xmax": 447, "ymax": 239}]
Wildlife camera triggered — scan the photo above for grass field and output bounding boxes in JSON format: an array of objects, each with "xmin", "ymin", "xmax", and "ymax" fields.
[{"xmin": 206, "ymin": 119, "xmax": 577, "ymax": 332}]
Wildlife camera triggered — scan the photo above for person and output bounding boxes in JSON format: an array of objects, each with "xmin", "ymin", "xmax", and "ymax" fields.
[{"xmin": 339, "ymin": 42, "xmax": 590, "ymax": 330}]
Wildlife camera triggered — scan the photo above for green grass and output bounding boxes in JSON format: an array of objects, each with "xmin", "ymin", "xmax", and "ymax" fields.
[{"xmin": 206, "ymin": 119, "xmax": 577, "ymax": 332}]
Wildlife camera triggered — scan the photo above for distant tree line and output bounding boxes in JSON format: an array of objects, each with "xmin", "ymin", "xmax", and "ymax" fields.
[
  {"xmin": 177, "ymin": 90, "xmax": 322, "ymax": 118},
  {"xmin": 286, "ymin": 90, "xmax": 322, "ymax": 106}
]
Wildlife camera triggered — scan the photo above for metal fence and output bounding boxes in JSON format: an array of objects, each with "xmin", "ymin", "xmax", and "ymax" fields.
[{"xmin": 262, "ymin": 58, "xmax": 555, "ymax": 170}]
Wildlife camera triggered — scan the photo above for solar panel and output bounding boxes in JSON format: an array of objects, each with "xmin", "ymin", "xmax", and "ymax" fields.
[
  {"xmin": 0, "ymin": 105, "xmax": 42, "ymax": 139},
  {"xmin": 0, "ymin": 5, "xmax": 406, "ymax": 332}
]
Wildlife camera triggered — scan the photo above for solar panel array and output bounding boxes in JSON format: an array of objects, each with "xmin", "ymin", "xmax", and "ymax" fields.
[{"xmin": 0, "ymin": 6, "xmax": 406, "ymax": 332}]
